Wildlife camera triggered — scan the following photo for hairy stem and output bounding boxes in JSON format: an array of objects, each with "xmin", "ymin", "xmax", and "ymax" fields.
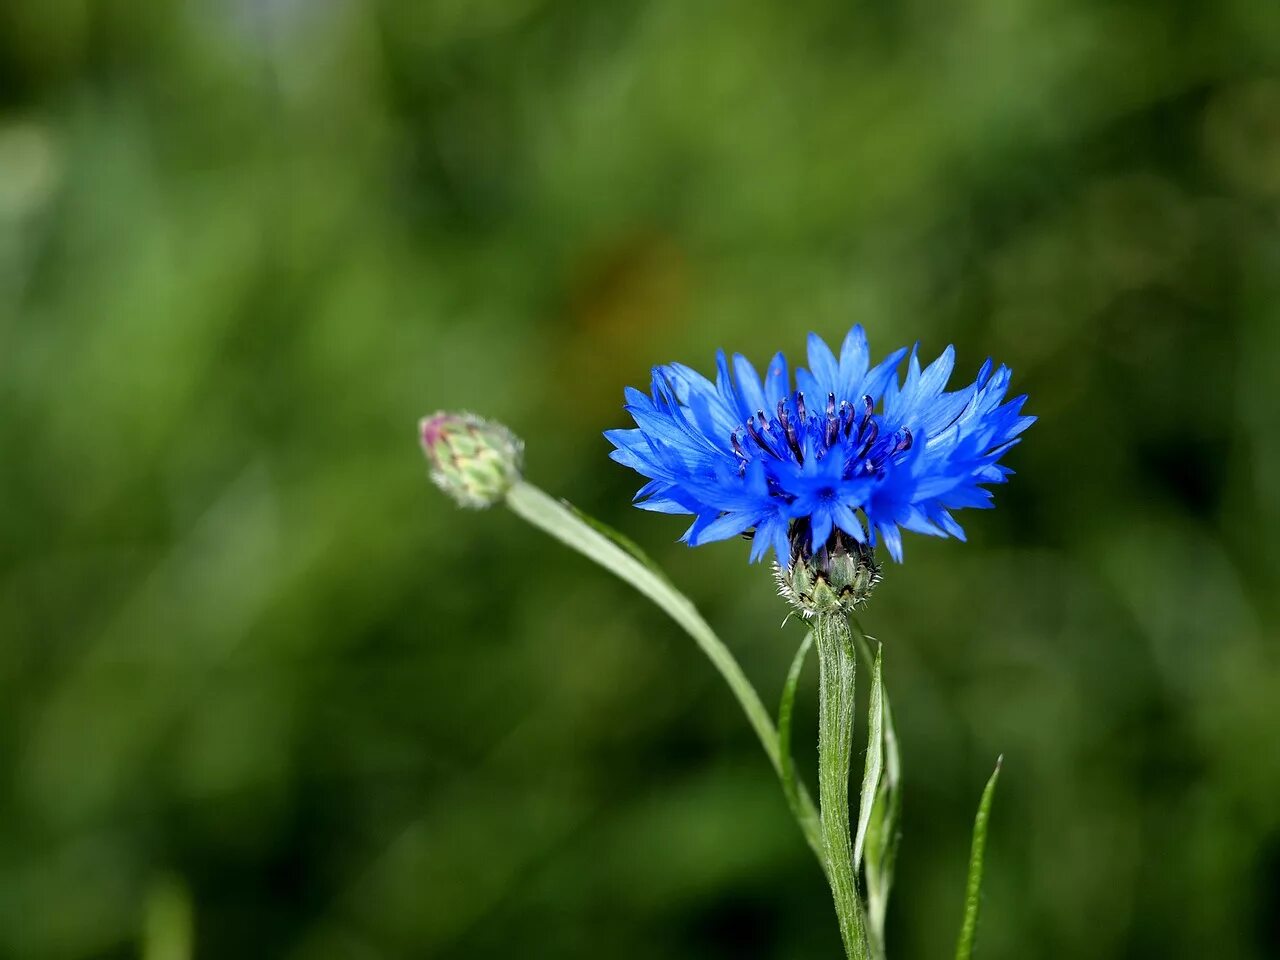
[{"xmin": 814, "ymin": 610, "xmax": 869, "ymax": 959}]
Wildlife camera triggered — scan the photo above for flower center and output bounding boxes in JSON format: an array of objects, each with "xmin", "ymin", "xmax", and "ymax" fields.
[{"xmin": 729, "ymin": 390, "xmax": 913, "ymax": 480}]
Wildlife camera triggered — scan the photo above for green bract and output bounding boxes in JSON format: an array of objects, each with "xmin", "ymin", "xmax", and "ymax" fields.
[{"xmin": 775, "ymin": 530, "xmax": 882, "ymax": 618}]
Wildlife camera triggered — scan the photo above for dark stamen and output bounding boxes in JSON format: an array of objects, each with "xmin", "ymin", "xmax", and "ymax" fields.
[
  {"xmin": 760, "ymin": 401, "xmax": 801, "ymax": 462},
  {"xmin": 784, "ymin": 422, "xmax": 804, "ymax": 462},
  {"xmin": 746, "ymin": 416, "xmax": 778, "ymax": 458},
  {"xmin": 757, "ymin": 411, "xmax": 776, "ymax": 450},
  {"xmin": 893, "ymin": 427, "xmax": 913, "ymax": 456},
  {"xmin": 825, "ymin": 403, "xmax": 839, "ymax": 448},
  {"xmin": 795, "ymin": 391, "xmax": 807, "ymax": 422},
  {"xmin": 856, "ymin": 419, "xmax": 879, "ymax": 459},
  {"xmin": 839, "ymin": 400, "xmax": 855, "ymax": 437}
]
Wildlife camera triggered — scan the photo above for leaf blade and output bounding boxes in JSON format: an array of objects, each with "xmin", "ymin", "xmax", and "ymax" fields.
[
  {"xmin": 778, "ymin": 630, "xmax": 823, "ymax": 862},
  {"xmin": 853, "ymin": 646, "xmax": 884, "ymax": 871},
  {"xmin": 864, "ymin": 691, "xmax": 902, "ymax": 945},
  {"xmin": 955, "ymin": 756, "xmax": 1003, "ymax": 960}
]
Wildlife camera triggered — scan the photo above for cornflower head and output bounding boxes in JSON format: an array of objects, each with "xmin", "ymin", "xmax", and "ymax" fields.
[{"xmin": 606, "ymin": 325, "xmax": 1033, "ymax": 610}]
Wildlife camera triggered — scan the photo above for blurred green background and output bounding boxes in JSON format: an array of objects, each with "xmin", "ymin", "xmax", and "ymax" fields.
[{"xmin": 3, "ymin": 1, "xmax": 1280, "ymax": 957}]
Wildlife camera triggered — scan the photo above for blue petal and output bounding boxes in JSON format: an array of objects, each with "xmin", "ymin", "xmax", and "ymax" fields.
[
  {"xmin": 689, "ymin": 510, "xmax": 763, "ymax": 545},
  {"xmin": 751, "ymin": 514, "xmax": 789, "ymax": 564},
  {"xmin": 861, "ymin": 346, "xmax": 909, "ymax": 404},
  {"xmin": 733, "ymin": 353, "xmax": 768, "ymax": 419},
  {"xmin": 810, "ymin": 506, "xmax": 834, "ymax": 552},
  {"xmin": 832, "ymin": 502, "xmax": 866, "ymax": 542},
  {"xmin": 806, "ymin": 332, "xmax": 840, "ymax": 397},
  {"xmin": 937, "ymin": 510, "xmax": 966, "ymax": 540},
  {"xmin": 879, "ymin": 524, "xmax": 904, "ymax": 562},
  {"xmin": 916, "ymin": 345, "xmax": 956, "ymax": 401},
  {"xmin": 837, "ymin": 325, "xmax": 871, "ymax": 401},
  {"xmin": 763, "ymin": 351, "xmax": 791, "ymax": 409}
]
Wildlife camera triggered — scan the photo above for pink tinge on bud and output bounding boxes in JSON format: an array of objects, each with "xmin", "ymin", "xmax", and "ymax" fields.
[
  {"xmin": 419, "ymin": 412, "xmax": 452, "ymax": 462},
  {"xmin": 418, "ymin": 411, "xmax": 522, "ymax": 508}
]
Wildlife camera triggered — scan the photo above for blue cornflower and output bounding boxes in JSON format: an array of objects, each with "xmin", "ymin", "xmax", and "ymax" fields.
[{"xmin": 606, "ymin": 326, "xmax": 1034, "ymax": 566}]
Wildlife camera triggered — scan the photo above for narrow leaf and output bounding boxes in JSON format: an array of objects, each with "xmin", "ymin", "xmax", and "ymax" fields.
[
  {"xmin": 778, "ymin": 630, "xmax": 822, "ymax": 861},
  {"xmin": 864, "ymin": 693, "xmax": 902, "ymax": 920},
  {"xmin": 955, "ymin": 756, "xmax": 1003, "ymax": 960},
  {"xmin": 853, "ymin": 646, "xmax": 884, "ymax": 870},
  {"xmin": 853, "ymin": 623, "xmax": 902, "ymax": 958}
]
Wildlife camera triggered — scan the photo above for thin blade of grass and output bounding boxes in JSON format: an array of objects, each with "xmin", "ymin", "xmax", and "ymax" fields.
[{"xmin": 955, "ymin": 756, "xmax": 1003, "ymax": 960}]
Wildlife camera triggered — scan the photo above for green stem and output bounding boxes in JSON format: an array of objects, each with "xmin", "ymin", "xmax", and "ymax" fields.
[
  {"xmin": 504, "ymin": 480, "xmax": 824, "ymax": 858},
  {"xmin": 814, "ymin": 611, "xmax": 870, "ymax": 960}
]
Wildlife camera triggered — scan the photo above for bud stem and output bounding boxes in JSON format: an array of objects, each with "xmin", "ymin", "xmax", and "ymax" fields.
[
  {"xmin": 814, "ymin": 610, "xmax": 871, "ymax": 960},
  {"xmin": 503, "ymin": 480, "xmax": 825, "ymax": 861}
]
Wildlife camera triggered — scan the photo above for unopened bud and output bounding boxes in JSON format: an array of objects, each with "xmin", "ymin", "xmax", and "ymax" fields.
[
  {"xmin": 419, "ymin": 411, "xmax": 523, "ymax": 508},
  {"xmin": 774, "ymin": 524, "xmax": 881, "ymax": 618}
]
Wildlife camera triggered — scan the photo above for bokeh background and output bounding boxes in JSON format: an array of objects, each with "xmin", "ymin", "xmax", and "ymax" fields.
[{"xmin": 3, "ymin": 1, "xmax": 1280, "ymax": 957}]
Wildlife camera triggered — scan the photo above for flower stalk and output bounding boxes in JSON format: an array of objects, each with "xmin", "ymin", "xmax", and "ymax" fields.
[{"xmin": 814, "ymin": 609, "xmax": 870, "ymax": 960}]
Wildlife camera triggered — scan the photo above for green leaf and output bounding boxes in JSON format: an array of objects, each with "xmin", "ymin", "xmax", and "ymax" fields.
[
  {"xmin": 863, "ymin": 692, "xmax": 902, "ymax": 953},
  {"xmin": 955, "ymin": 756, "xmax": 1003, "ymax": 960},
  {"xmin": 851, "ymin": 621, "xmax": 901, "ymax": 958},
  {"xmin": 853, "ymin": 646, "xmax": 883, "ymax": 871},
  {"xmin": 778, "ymin": 630, "xmax": 823, "ymax": 862}
]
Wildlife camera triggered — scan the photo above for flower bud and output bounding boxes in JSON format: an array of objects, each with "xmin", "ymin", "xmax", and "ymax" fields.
[
  {"xmin": 419, "ymin": 411, "xmax": 523, "ymax": 509},
  {"xmin": 774, "ymin": 524, "xmax": 881, "ymax": 618}
]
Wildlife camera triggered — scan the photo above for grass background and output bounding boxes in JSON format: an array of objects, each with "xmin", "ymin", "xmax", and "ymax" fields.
[{"xmin": 2, "ymin": 1, "xmax": 1280, "ymax": 957}]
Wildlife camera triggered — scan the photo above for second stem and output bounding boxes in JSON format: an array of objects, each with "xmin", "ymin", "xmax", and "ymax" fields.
[{"xmin": 814, "ymin": 610, "xmax": 869, "ymax": 960}]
